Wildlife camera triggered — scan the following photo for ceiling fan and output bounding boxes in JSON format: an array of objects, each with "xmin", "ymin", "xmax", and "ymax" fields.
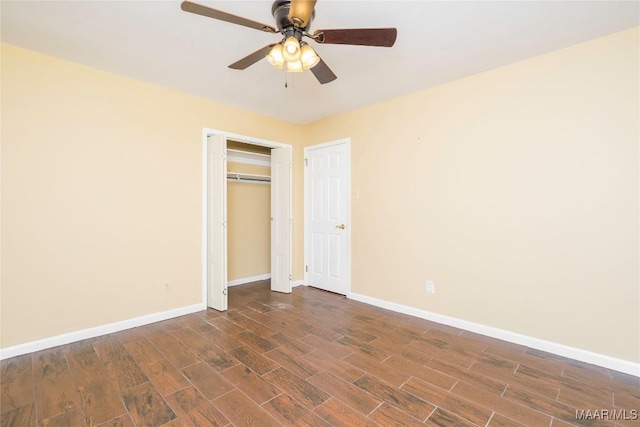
[{"xmin": 181, "ymin": 0, "xmax": 397, "ymax": 84}]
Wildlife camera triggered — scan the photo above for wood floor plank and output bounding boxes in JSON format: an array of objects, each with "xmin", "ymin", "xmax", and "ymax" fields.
[
  {"xmin": 181, "ymin": 362, "xmax": 235, "ymax": 400},
  {"xmin": 207, "ymin": 317, "xmax": 247, "ymax": 336},
  {"xmin": 104, "ymin": 353, "xmax": 148, "ymax": 393},
  {"xmin": 77, "ymin": 379, "xmax": 127, "ymax": 426},
  {"xmin": 424, "ymin": 407, "xmax": 479, "ymax": 427},
  {"xmin": 488, "ymin": 413, "xmax": 529, "ymax": 427},
  {"xmin": 122, "ymin": 382, "xmax": 176, "ymax": 427},
  {"xmin": 197, "ymin": 343, "xmax": 239, "ymax": 372},
  {"xmin": 313, "ymin": 398, "xmax": 380, "ymax": 427},
  {"xmin": 228, "ymin": 346, "xmax": 279, "ymax": 375},
  {"xmin": 0, "ymin": 355, "xmax": 33, "ymax": 414},
  {"xmin": 121, "ymin": 339, "xmax": 164, "ymax": 365},
  {"xmin": 451, "ymin": 380, "xmax": 551, "ymax": 427},
  {"xmin": 33, "ymin": 348, "xmax": 78, "ymax": 420},
  {"xmin": 383, "ymin": 355, "xmax": 457, "ymax": 391},
  {"xmin": 0, "ymin": 403, "xmax": 36, "ymax": 427},
  {"xmin": 139, "ymin": 358, "xmax": 190, "ymax": 396},
  {"xmin": 165, "ymin": 386, "xmax": 229, "ymax": 427},
  {"xmin": 472, "ymin": 354, "xmax": 560, "ymax": 399},
  {"xmin": 427, "ymin": 358, "xmax": 507, "ymax": 395},
  {"xmin": 224, "ymin": 312, "xmax": 275, "ymax": 337},
  {"xmin": 262, "ymin": 393, "xmax": 332, "ymax": 427},
  {"xmin": 92, "ymin": 336, "xmax": 128, "ymax": 362},
  {"xmin": 65, "ymin": 350, "xmax": 109, "ymax": 389},
  {"xmin": 299, "ymin": 335, "xmax": 353, "ymax": 359},
  {"xmin": 302, "ymin": 350, "xmax": 365, "ymax": 383},
  {"xmin": 484, "ymin": 344, "xmax": 565, "ymax": 376},
  {"xmin": 266, "ymin": 347, "xmax": 320, "ymax": 379},
  {"xmin": 503, "ymin": 386, "xmax": 615, "ymax": 427},
  {"xmin": 402, "ymin": 377, "xmax": 492, "ymax": 425},
  {"xmin": 221, "ymin": 364, "xmax": 281, "ymax": 405},
  {"xmin": 336, "ymin": 336, "xmax": 390, "ymax": 361},
  {"xmin": 343, "ymin": 352, "xmax": 410, "ymax": 387},
  {"xmin": 354, "ymin": 374, "xmax": 435, "ymax": 421},
  {"xmin": 95, "ymin": 414, "xmax": 135, "ymax": 427},
  {"xmin": 213, "ymin": 389, "xmax": 280, "ymax": 427},
  {"xmin": 368, "ymin": 402, "xmax": 425, "ymax": 426},
  {"xmin": 145, "ymin": 331, "xmax": 199, "ymax": 369},
  {"xmin": 40, "ymin": 407, "xmax": 87, "ymax": 427},
  {"xmin": 201, "ymin": 328, "xmax": 243, "ymax": 351},
  {"xmin": 517, "ymin": 364, "xmax": 614, "ymax": 405},
  {"xmin": 308, "ymin": 372, "xmax": 382, "ymax": 416},
  {"xmin": 234, "ymin": 331, "xmax": 277, "ymax": 353},
  {"xmin": 263, "ymin": 367, "xmax": 330, "ymax": 410},
  {"xmin": 270, "ymin": 332, "xmax": 313, "ymax": 355}
]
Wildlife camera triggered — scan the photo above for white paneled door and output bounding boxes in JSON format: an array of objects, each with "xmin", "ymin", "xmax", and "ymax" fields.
[
  {"xmin": 271, "ymin": 147, "xmax": 292, "ymax": 293},
  {"xmin": 305, "ymin": 140, "xmax": 350, "ymax": 295},
  {"xmin": 207, "ymin": 134, "xmax": 228, "ymax": 310}
]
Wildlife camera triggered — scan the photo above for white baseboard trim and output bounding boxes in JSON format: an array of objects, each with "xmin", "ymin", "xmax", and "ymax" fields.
[
  {"xmin": 228, "ymin": 274, "xmax": 271, "ymax": 287},
  {"xmin": 349, "ymin": 292, "xmax": 639, "ymax": 377},
  {"xmin": 292, "ymin": 280, "xmax": 305, "ymax": 288},
  {"xmin": 0, "ymin": 303, "xmax": 206, "ymax": 360}
]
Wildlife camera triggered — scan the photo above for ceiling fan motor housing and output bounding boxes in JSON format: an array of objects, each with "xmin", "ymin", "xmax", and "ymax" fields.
[{"xmin": 272, "ymin": 0, "xmax": 314, "ymax": 32}]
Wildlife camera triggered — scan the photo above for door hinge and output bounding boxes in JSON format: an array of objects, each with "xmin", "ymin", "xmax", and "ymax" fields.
[
  {"xmin": 289, "ymin": 274, "xmax": 292, "ymax": 281},
  {"xmin": 222, "ymin": 221, "xmax": 227, "ymax": 228},
  {"xmin": 304, "ymin": 158, "xmax": 308, "ymax": 166},
  {"xmin": 305, "ymin": 265, "xmax": 308, "ymax": 273}
]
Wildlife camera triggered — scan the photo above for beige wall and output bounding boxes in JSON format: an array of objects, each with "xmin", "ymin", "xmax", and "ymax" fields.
[
  {"xmin": 306, "ymin": 28, "xmax": 639, "ymax": 363},
  {"xmin": 0, "ymin": 44, "xmax": 305, "ymax": 348},
  {"xmin": 227, "ymin": 162, "xmax": 270, "ymax": 281}
]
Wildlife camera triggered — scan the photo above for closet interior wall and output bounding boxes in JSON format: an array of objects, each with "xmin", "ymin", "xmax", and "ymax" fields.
[{"xmin": 226, "ymin": 140, "xmax": 272, "ymax": 283}]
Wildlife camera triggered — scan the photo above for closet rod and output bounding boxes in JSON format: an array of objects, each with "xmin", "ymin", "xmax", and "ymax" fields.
[
  {"xmin": 227, "ymin": 178, "xmax": 271, "ymax": 185},
  {"xmin": 226, "ymin": 171, "xmax": 271, "ymax": 184}
]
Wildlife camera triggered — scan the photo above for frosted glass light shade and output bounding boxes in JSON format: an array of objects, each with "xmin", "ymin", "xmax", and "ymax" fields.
[
  {"xmin": 300, "ymin": 44, "xmax": 320, "ymax": 69},
  {"xmin": 266, "ymin": 44, "xmax": 285, "ymax": 69},
  {"xmin": 286, "ymin": 60, "xmax": 304, "ymax": 73},
  {"xmin": 282, "ymin": 36, "xmax": 301, "ymax": 62}
]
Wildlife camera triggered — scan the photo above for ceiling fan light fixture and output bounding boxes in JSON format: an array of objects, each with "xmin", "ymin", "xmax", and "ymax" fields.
[
  {"xmin": 265, "ymin": 44, "xmax": 285, "ymax": 69},
  {"xmin": 300, "ymin": 43, "xmax": 320, "ymax": 69},
  {"xmin": 286, "ymin": 60, "xmax": 304, "ymax": 73},
  {"xmin": 282, "ymin": 36, "xmax": 301, "ymax": 62}
]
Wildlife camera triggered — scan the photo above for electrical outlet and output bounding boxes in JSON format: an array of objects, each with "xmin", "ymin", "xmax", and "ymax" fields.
[
  {"xmin": 425, "ymin": 280, "xmax": 435, "ymax": 294},
  {"xmin": 164, "ymin": 282, "xmax": 171, "ymax": 293}
]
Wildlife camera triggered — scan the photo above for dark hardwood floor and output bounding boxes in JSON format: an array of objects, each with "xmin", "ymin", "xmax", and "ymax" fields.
[{"xmin": 1, "ymin": 281, "xmax": 638, "ymax": 426}]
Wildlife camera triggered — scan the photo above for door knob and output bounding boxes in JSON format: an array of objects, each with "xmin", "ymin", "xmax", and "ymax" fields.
[{"xmin": 336, "ymin": 224, "xmax": 346, "ymax": 230}]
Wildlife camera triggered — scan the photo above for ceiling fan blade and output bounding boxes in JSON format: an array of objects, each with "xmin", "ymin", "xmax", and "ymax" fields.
[
  {"xmin": 288, "ymin": 0, "xmax": 317, "ymax": 28},
  {"xmin": 310, "ymin": 57, "xmax": 337, "ymax": 85},
  {"xmin": 181, "ymin": 1, "xmax": 276, "ymax": 33},
  {"xmin": 228, "ymin": 44, "xmax": 275, "ymax": 70},
  {"xmin": 313, "ymin": 28, "xmax": 397, "ymax": 47}
]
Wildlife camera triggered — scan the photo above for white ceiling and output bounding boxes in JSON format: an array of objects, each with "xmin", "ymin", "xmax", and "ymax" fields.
[{"xmin": 1, "ymin": 1, "xmax": 638, "ymax": 124}]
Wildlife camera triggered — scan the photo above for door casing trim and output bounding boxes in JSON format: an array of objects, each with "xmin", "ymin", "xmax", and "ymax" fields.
[{"xmin": 202, "ymin": 128, "xmax": 291, "ymax": 308}]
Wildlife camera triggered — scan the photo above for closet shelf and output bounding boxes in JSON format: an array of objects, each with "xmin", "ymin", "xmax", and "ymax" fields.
[
  {"xmin": 227, "ymin": 171, "xmax": 271, "ymax": 184},
  {"xmin": 227, "ymin": 148, "xmax": 271, "ymax": 166}
]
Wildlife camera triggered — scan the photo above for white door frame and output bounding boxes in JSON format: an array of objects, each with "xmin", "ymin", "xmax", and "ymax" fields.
[
  {"xmin": 303, "ymin": 138, "xmax": 352, "ymax": 297},
  {"xmin": 201, "ymin": 128, "xmax": 292, "ymax": 308}
]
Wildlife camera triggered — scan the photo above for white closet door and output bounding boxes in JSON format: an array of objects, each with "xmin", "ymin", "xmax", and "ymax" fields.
[
  {"xmin": 271, "ymin": 147, "xmax": 292, "ymax": 293},
  {"xmin": 207, "ymin": 134, "xmax": 228, "ymax": 310}
]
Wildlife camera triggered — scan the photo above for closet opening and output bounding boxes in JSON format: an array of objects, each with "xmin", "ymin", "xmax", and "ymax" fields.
[
  {"xmin": 226, "ymin": 141, "xmax": 272, "ymax": 301},
  {"xmin": 203, "ymin": 129, "xmax": 292, "ymax": 312}
]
